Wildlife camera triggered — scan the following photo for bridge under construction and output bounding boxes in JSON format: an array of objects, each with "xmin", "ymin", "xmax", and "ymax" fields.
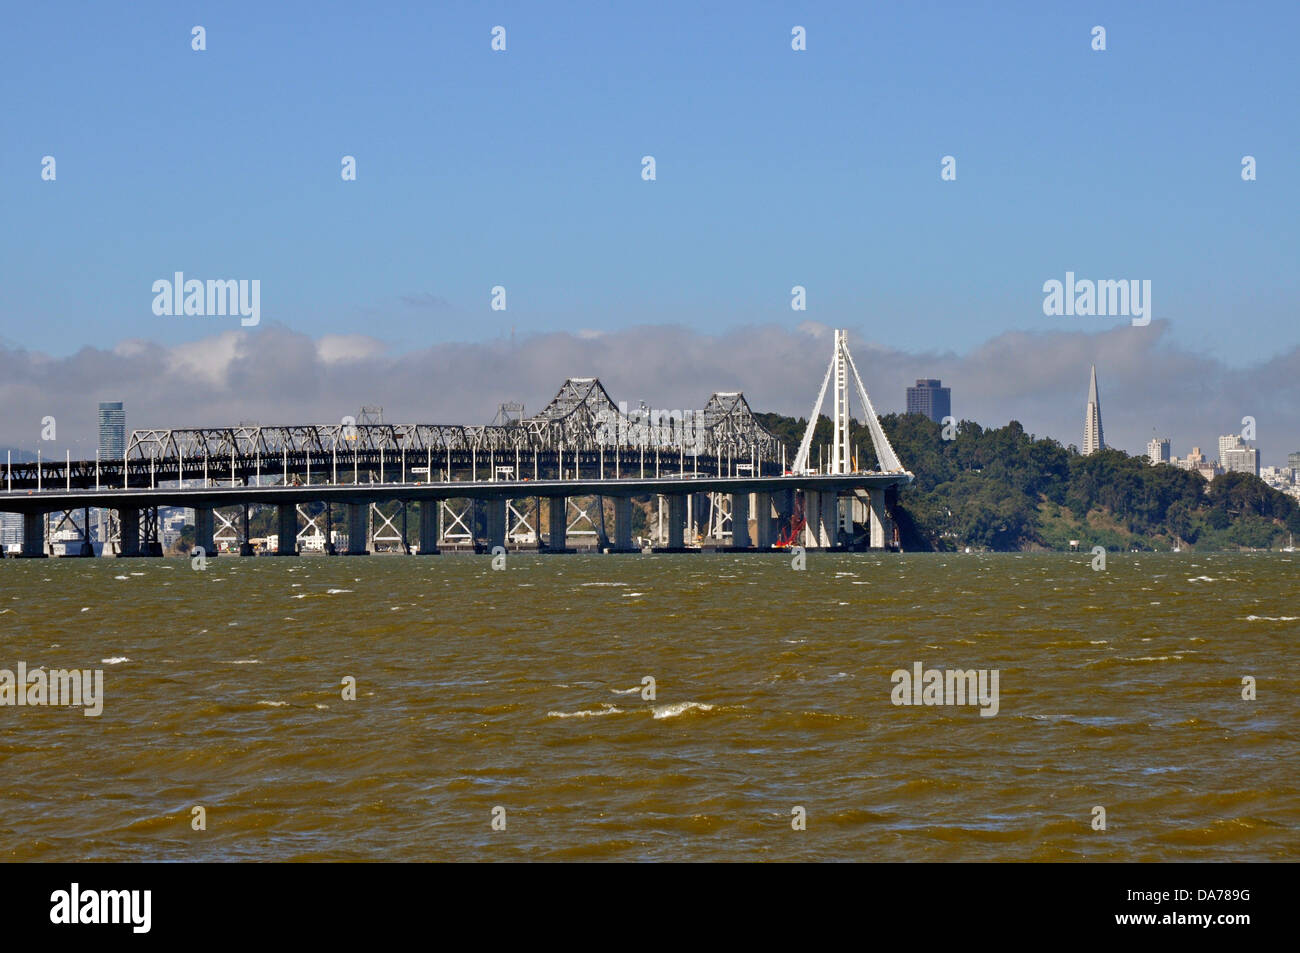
[{"xmin": 1, "ymin": 331, "xmax": 913, "ymax": 557}]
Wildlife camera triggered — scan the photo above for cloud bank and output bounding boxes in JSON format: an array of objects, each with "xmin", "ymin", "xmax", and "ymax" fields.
[{"xmin": 1, "ymin": 321, "xmax": 1296, "ymax": 466}]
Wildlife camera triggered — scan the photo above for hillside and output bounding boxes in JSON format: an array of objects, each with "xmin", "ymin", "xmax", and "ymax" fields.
[{"xmin": 755, "ymin": 411, "xmax": 1300, "ymax": 552}]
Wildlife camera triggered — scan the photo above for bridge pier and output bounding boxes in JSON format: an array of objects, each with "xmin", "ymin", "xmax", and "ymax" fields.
[
  {"xmin": 19, "ymin": 512, "xmax": 47, "ymax": 558},
  {"xmin": 193, "ymin": 506, "xmax": 216, "ymax": 558},
  {"xmin": 653, "ymin": 494, "xmax": 690, "ymax": 552},
  {"xmin": 730, "ymin": 492, "xmax": 751, "ymax": 548},
  {"xmin": 803, "ymin": 490, "xmax": 838, "ymax": 549},
  {"xmin": 344, "ymin": 503, "xmax": 368, "ymax": 555},
  {"xmin": 416, "ymin": 500, "xmax": 439, "ymax": 554},
  {"xmin": 239, "ymin": 504, "xmax": 254, "ymax": 556},
  {"xmin": 869, "ymin": 487, "xmax": 891, "ymax": 550},
  {"xmin": 117, "ymin": 507, "xmax": 140, "ymax": 557},
  {"xmin": 484, "ymin": 498, "xmax": 506, "ymax": 551},
  {"xmin": 754, "ymin": 491, "xmax": 776, "ymax": 549},
  {"xmin": 609, "ymin": 496, "xmax": 636, "ymax": 552},
  {"xmin": 545, "ymin": 497, "xmax": 571, "ymax": 552},
  {"xmin": 275, "ymin": 504, "xmax": 298, "ymax": 555}
]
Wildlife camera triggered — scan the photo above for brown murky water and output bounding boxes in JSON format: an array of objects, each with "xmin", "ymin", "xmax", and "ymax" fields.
[{"xmin": 1, "ymin": 552, "xmax": 1296, "ymax": 861}]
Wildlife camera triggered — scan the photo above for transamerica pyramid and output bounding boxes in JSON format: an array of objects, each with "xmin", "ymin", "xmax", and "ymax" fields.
[{"xmin": 1083, "ymin": 364, "xmax": 1104, "ymax": 455}]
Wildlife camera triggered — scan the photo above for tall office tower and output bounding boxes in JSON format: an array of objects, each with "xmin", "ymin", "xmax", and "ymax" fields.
[
  {"xmin": 98, "ymin": 401, "xmax": 125, "ymax": 460},
  {"xmin": 1147, "ymin": 437, "xmax": 1170, "ymax": 465},
  {"xmin": 1220, "ymin": 442, "xmax": 1260, "ymax": 477},
  {"xmin": 1289, "ymin": 451, "xmax": 1300, "ymax": 471},
  {"xmin": 905, "ymin": 379, "xmax": 952, "ymax": 424},
  {"xmin": 1217, "ymin": 434, "xmax": 1259, "ymax": 477},
  {"xmin": 1082, "ymin": 366, "xmax": 1104, "ymax": 455}
]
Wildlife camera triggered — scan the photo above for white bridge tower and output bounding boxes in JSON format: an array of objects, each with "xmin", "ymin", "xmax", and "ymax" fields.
[{"xmin": 793, "ymin": 329, "xmax": 904, "ymax": 475}]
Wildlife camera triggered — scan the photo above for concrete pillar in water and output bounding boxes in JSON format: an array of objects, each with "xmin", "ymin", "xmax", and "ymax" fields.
[
  {"xmin": 612, "ymin": 496, "xmax": 633, "ymax": 551},
  {"xmin": 485, "ymin": 498, "xmax": 507, "ymax": 551},
  {"xmin": 417, "ymin": 500, "xmax": 439, "ymax": 554},
  {"xmin": 20, "ymin": 512, "xmax": 47, "ymax": 558},
  {"xmin": 547, "ymin": 497, "xmax": 567, "ymax": 551},
  {"xmin": 802, "ymin": 490, "xmax": 819, "ymax": 548},
  {"xmin": 118, "ymin": 507, "xmax": 140, "ymax": 557},
  {"xmin": 820, "ymin": 492, "xmax": 840, "ymax": 549},
  {"xmin": 667, "ymin": 495, "xmax": 686, "ymax": 549},
  {"xmin": 345, "ymin": 503, "xmax": 369, "ymax": 555},
  {"xmin": 239, "ymin": 504, "xmax": 254, "ymax": 556},
  {"xmin": 194, "ymin": 506, "xmax": 215, "ymax": 558},
  {"xmin": 754, "ymin": 492, "xmax": 775, "ymax": 549},
  {"xmin": 731, "ymin": 492, "xmax": 751, "ymax": 548},
  {"xmin": 276, "ymin": 504, "xmax": 298, "ymax": 555},
  {"xmin": 870, "ymin": 487, "xmax": 891, "ymax": 550}
]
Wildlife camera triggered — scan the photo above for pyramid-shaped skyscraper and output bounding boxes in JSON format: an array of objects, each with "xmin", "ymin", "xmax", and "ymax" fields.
[{"xmin": 1083, "ymin": 365, "xmax": 1104, "ymax": 455}]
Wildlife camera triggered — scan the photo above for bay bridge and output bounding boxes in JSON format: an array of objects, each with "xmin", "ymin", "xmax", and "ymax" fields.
[{"xmin": 0, "ymin": 331, "xmax": 913, "ymax": 558}]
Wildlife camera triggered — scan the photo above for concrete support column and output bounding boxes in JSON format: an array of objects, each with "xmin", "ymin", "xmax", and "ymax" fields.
[
  {"xmin": 802, "ymin": 491, "xmax": 819, "ymax": 548},
  {"xmin": 485, "ymin": 498, "xmax": 507, "ymax": 551},
  {"xmin": 193, "ymin": 506, "xmax": 215, "ymax": 557},
  {"xmin": 276, "ymin": 504, "xmax": 298, "ymax": 556},
  {"xmin": 417, "ymin": 501, "xmax": 439, "ymax": 554},
  {"xmin": 345, "ymin": 503, "xmax": 368, "ymax": 555},
  {"xmin": 612, "ymin": 497, "xmax": 633, "ymax": 551},
  {"xmin": 20, "ymin": 512, "xmax": 47, "ymax": 558},
  {"xmin": 547, "ymin": 497, "xmax": 566, "ymax": 551},
  {"xmin": 667, "ymin": 495, "xmax": 686, "ymax": 549},
  {"xmin": 731, "ymin": 492, "xmax": 751, "ymax": 548},
  {"xmin": 869, "ymin": 487, "xmax": 891, "ymax": 550},
  {"xmin": 820, "ymin": 492, "xmax": 840, "ymax": 549},
  {"xmin": 754, "ymin": 492, "xmax": 775, "ymax": 549},
  {"xmin": 118, "ymin": 507, "xmax": 140, "ymax": 557},
  {"xmin": 239, "ymin": 504, "xmax": 254, "ymax": 556}
]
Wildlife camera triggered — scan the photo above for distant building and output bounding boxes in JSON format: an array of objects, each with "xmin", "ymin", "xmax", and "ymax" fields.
[
  {"xmin": 98, "ymin": 401, "xmax": 125, "ymax": 461},
  {"xmin": 906, "ymin": 379, "xmax": 951, "ymax": 424},
  {"xmin": 1219, "ymin": 434, "xmax": 1260, "ymax": 478},
  {"xmin": 1147, "ymin": 437, "xmax": 1170, "ymax": 465},
  {"xmin": 1288, "ymin": 451, "xmax": 1300, "ymax": 472},
  {"xmin": 0, "ymin": 512, "xmax": 22, "ymax": 548},
  {"xmin": 1082, "ymin": 366, "xmax": 1104, "ymax": 455},
  {"xmin": 1172, "ymin": 446, "xmax": 1221, "ymax": 481}
]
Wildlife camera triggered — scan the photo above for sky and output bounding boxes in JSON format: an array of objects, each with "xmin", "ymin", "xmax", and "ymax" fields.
[{"xmin": 2, "ymin": 1, "xmax": 1297, "ymax": 462}]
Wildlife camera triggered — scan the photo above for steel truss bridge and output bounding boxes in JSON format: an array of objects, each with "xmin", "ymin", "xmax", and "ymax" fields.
[{"xmin": 1, "ymin": 335, "xmax": 913, "ymax": 557}]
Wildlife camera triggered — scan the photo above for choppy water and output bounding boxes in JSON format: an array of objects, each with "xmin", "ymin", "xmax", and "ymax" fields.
[{"xmin": 1, "ymin": 552, "xmax": 1296, "ymax": 861}]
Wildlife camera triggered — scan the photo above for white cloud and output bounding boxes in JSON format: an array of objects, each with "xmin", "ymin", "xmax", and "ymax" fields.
[{"xmin": 1, "ymin": 322, "xmax": 1296, "ymax": 466}]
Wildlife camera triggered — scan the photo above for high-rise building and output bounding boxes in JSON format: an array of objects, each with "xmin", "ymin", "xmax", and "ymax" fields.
[
  {"xmin": 98, "ymin": 401, "xmax": 125, "ymax": 461},
  {"xmin": 905, "ymin": 379, "xmax": 951, "ymax": 424},
  {"xmin": 1082, "ymin": 366, "xmax": 1104, "ymax": 455},
  {"xmin": 1218, "ymin": 434, "xmax": 1260, "ymax": 477},
  {"xmin": 1147, "ymin": 437, "xmax": 1170, "ymax": 465},
  {"xmin": 1288, "ymin": 451, "xmax": 1300, "ymax": 472}
]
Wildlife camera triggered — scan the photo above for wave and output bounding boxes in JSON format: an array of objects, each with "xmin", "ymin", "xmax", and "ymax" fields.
[
  {"xmin": 652, "ymin": 701, "xmax": 715, "ymax": 720},
  {"xmin": 101, "ymin": 657, "xmax": 130, "ymax": 665},
  {"xmin": 547, "ymin": 705, "xmax": 623, "ymax": 719}
]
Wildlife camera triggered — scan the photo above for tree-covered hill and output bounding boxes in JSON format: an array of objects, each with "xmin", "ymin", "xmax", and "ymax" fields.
[{"xmin": 755, "ymin": 411, "xmax": 1300, "ymax": 552}]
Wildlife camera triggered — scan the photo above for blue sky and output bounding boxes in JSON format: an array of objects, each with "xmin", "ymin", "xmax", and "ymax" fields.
[{"xmin": 3, "ymin": 0, "xmax": 1297, "ymax": 366}]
